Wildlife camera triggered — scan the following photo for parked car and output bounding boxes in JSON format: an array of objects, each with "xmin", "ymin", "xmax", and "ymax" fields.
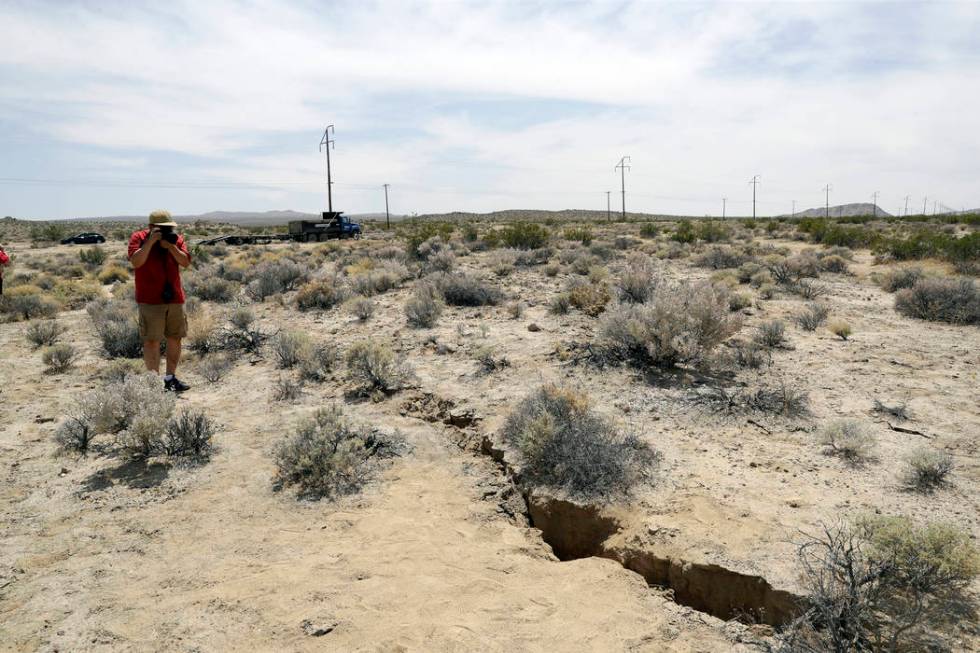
[{"xmin": 61, "ymin": 232, "xmax": 106, "ymax": 245}]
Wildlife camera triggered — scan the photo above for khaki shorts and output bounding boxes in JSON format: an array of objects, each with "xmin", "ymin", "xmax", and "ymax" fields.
[{"xmin": 138, "ymin": 303, "xmax": 188, "ymax": 341}]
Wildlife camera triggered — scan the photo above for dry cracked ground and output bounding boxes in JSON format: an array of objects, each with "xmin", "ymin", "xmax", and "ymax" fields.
[{"xmin": 1, "ymin": 220, "xmax": 978, "ymax": 651}]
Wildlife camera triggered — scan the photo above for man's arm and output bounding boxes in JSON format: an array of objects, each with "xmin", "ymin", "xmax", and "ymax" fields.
[
  {"xmin": 129, "ymin": 231, "xmax": 160, "ymax": 269},
  {"xmin": 161, "ymin": 240, "xmax": 191, "ymax": 268}
]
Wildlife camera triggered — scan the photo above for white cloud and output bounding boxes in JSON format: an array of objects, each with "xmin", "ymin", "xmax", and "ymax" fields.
[{"xmin": 1, "ymin": 0, "xmax": 978, "ymax": 217}]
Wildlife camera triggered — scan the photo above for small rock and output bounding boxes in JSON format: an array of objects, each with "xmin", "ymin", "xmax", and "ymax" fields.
[
  {"xmin": 301, "ymin": 617, "xmax": 338, "ymax": 637},
  {"xmin": 786, "ymin": 498, "xmax": 802, "ymax": 508},
  {"xmin": 59, "ymin": 468, "xmax": 69, "ymax": 477},
  {"xmin": 527, "ymin": 323, "xmax": 541, "ymax": 332}
]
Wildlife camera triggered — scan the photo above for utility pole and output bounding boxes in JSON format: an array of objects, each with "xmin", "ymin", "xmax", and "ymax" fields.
[
  {"xmin": 319, "ymin": 125, "xmax": 335, "ymax": 214},
  {"xmin": 872, "ymin": 190, "xmax": 879, "ymax": 218},
  {"xmin": 923, "ymin": 197, "xmax": 927, "ymax": 215},
  {"xmin": 904, "ymin": 195, "xmax": 910, "ymax": 217},
  {"xmin": 606, "ymin": 191, "xmax": 611, "ymax": 222},
  {"xmin": 823, "ymin": 183, "xmax": 832, "ymax": 218},
  {"xmin": 932, "ymin": 200, "xmax": 937, "ymax": 215},
  {"xmin": 383, "ymin": 183, "xmax": 391, "ymax": 230},
  {"xmin": 615, "ymin": 156, "xmax": 631, "ymax": 220},
  {"xmin": 749, "ymin": 175, "xmax": 760, "ymax": 219},
  {"xmin": 722, "ymin": 197, "xmax": 727, "ymax": 219}
]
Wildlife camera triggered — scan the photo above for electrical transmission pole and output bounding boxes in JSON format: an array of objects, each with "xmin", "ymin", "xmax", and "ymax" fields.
[
  {"xmin": 904, "ymin": 195, "xmax": 910, "ymax": 217},
  {"xmin": 749, "ymin": 175, "xmax": 760, "ymax": 219},
  {"xmin": 872, "ymin": 191, "xmax": 879, "ymax": 218},
  {"xmin": 923, "ymin": 197, "xmax": 928, "ymax": 215},
  {"xmin": 792, "ymin": 200, "xmax": 796, "ymax": 218},
  {"xmin": 823, "ymin": 183, "xmax": 832, "ymax": 218},
  {"xmin": 319, "ymin": 125, "xmax": 335, "ymax": 214},
  {"xmin": 606, "ymin": 191, "xmax": 611, "ymax": 222},
  {"xmin": 722, "ymin": 198, "xmax": 727, "ymax": 219},
  {"xmin": 383, "ymin": 183, "xmax": 391, "ymax": 230},
  {"xmin": 615, "ymin": 156, "xmax": 631, "ymax": 220}
]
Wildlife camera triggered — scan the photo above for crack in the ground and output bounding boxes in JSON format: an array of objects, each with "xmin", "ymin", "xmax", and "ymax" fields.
[{"xmin": 403, "ymin": 390, "xmax": 801, "ymax": 628}]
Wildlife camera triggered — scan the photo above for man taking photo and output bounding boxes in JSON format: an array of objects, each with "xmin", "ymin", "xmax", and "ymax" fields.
[{"xmin": 128, "ymin": 210, "xmax": 192, "ymax": 392}]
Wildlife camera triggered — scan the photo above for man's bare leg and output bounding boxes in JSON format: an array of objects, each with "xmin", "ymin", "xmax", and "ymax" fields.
[
  {"xmin": 143, "ymin": 339, "xmax": 161, "ymax": 373},
  {"xmin": 165, "ymin": 337, "xmax": 182, "ymax": 376}
]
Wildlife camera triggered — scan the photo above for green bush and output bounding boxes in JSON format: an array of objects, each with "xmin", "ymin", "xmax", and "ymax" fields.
[
  {"xmin": 563, "ymin": 226, "xmax": 593, "ymax": 245},
  {"xmin": 345, "ymin": 340, "xmax": 413, "ymax": 395},
  {"xmin": 894, "ymin": 277, "xmax": 980, "ymax": 325},
  {"xmin": 499, "ymin": 222, "xmax": 549, "ymax": 250},
  {"xmin": 79, "ymin": 246, "xmax": 107, "ymax": 267},
  {"xmin": 273, "ymin": 406, "xmax": 400, "ymax": 499},
  {"xmin": 501, "ymin": 385, "xmax": 660, "ymax": 500}
]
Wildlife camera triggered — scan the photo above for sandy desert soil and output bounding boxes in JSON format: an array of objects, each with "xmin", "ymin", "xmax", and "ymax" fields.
[{"xmin": 1, "ymin": 224, "xmax": 978, "ymax": 651}]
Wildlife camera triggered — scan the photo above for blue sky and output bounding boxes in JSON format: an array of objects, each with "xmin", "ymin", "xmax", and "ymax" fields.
[{"xmin": 1, "ymin": 0, "xmax": 978, "ymax": 219}]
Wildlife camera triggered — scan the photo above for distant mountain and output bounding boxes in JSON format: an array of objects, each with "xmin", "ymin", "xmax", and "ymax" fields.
[{"xmin": 781, "ymin": 203, "xmax": 893, "ymax": 219}]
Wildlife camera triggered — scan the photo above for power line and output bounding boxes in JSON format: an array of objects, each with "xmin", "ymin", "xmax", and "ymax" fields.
[
  {"xmin": 319, "ymin": 125, "xmax": 335, "ymax": 213},
  {"xmin": 748, "ymin": 175, "xmax": 760, "ymax": 219},
  {"xmin": 383, "ymin": 183, "xmax": 391, "ymax": 229},
  {"xmin": 822, "ymin": 183, "xmax": 832, "ymax": 218},
  {"xmin": 871, "ymin": 190, "xmax": 879, "ymax": 218},
  {"xmin": 614, "ymin": 156, "xmax": 631, "ymax": 220},
  {"xmin": 605, "ymin": 191, "xmax": 611, "ymax": 222}
]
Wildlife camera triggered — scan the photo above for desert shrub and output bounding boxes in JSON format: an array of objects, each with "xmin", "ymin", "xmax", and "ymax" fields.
[
  {"xmin": 26, "ymin": 320, "xmax": 64, "ymax": 348},
  {"xmin": 513, "ymin": 247, "xmax": 552, "ymax": 267},
  {"xmin": 42, "ymin": 343, "xmax": 77, "ymax": 373},
  {"xmin": 246, "ymin": 259, "xmax": 307, "ymax": 301},
  {"xmin": 298, "ymin": 343, "xmax": 339, "ymax": 382},
  {"xmin": 345, "ymin": 340, "xmax": 413, "ymax": 395},
  {"xmin": 828, "ymin": 319, "xmax": 852, "ymax": 340},
  {"xmin": 754, "ymin": 319, "xmax": 786, "ymax": 348},
  {"xmin": 199, "ymin": 355, "xmax": 233, "ymax": 383},
  {"xmin": 696, "ymin": 221, "xmax": 730, "ymax": 243},
  {"xmin": 184, "ymin": 310, "xmax": 218, "ymax": 355},
  {"xmin": 273, "ymin": 330, "xmax": 311, "ymax": 369},
  {"xmin": 613, "ymin": 236, "xmax": 636, "ymax": 250},
  {"xmin": 161, "ymin": 408, "xmax": 216, "ymax": 458},
  {"xmin": 475, "ymin": 345, "xmax": 510, "ymax": 374},
  {"xmin": 294, "ymin": 278, "xmax": 344, "ymax": 311},
  {"xmin": 714, "ymin": 378, "xmax": 809, "ymax": 417},
  {"xmin": 549, "ymin": 293, "xmax": 571, "ymax": 315},
  {"xmin": 349, "ymin": 263, "xmax": 411, "ymax": 296},
  {"xmin": 783, "ymin": 518, "xmax": 979, "ymax": 652},
  {"xmin": 758, "ymin": 283, "xmax": 777, "ymax": 299},
  {"xmin": 219, "ymin": 307, "xmax": 267, "ymax": 353},
  {"xmin": 415, "ymin": 235, "xmax": 450, "ymax": 261},
  {"xmin": 567, "ymin": 281, "xmax": 610, "ymax": 317},
  {"xmin": 430, "ymin": 272, "xmax": 503, "ymax": 306},
  {"xmin": 273, "ymin": 375, "xmax": 304, "ymax": 402},
  {"xmin": 507, "ymin": 302, "xmax": 525, "ymax": 319},
  {"xmin": 74, "ymin": 373, "xmax": 175, "ymax": 456},
  {"xmin": 729, "ymin": 340, "xmax": 770, "ymax": 369},
  {"xmin": 426, "ymin": 248, "xmax": 456, "ymax": 273},
  {"xmin": 615, "ymin": 255, "xmax": 658, "ymax": 304},
  {"xmin": 877, "ymin": 266, "xmax": 925, "ymax": 293},
  {"xmin": 894, "ymin": 277, "xmax": 980, "ymax": 325},
  {"xmin": 794, "ymin": 280, "xmax": 828, "ymax": 300},
  {"xmin": 544, "ymin": 262, "xmax": 561, "ymax": 277},
  {"xmin": 819, "ymin": 254, "xmax": 850, "ymax": 274},
  {"xmin": 79, "ymin": 246, "xmax": 107, "ymax": 267},
  {"xmin": 186, "ymin": 275, "xmax": 237, "ymax": 302},
  {"xmin": 564, "ymin": 226, "xmax": 593, "ymax": 245},
  {"xmin": 749, "ymin": 270, "xmax": 773, "ymax": 288},
  {"xmin": 597, "ymin": 281, "xmax": 740, "ymax": 368},
  {"xmin": 52, "ymin": 279, "xmax": 102, "ymax": 309},
  {"xmin": 87, "ymin": 298, "xmax": 142, "ymax": 358},
  {"xmin": 2, "ymin": 291, "xmax": 60, "ymax": 321},
  {"xmin": 349, "ymin": 297, "xmax": 375, "ymax": 321},
  {"xmin": 98, "ymin": 264, "xmax": 130, "ymax": 284},
  {"xmin": 405, "ymin": 283, "xmax": 443, "ymax": 328},
  {"xmin": 728, "ymin": 291, "xmax": 752, "ymax": 311},
  {"xmin": 273, "ymin": 406, "xmax": 399, "ymax": 499},
  {"xmin": 54, "ymin": 416, "xmax": 95, "ymax": 454},
  {"xmin": 499, "ymin": 222, "xmax": 549, "ymax": 250},
  {"xmin": 796, "ymin": 303, "xmax": 829, "ymax": 331},
  {"xmin": 696, "ymin": 245, "xmax": 747, "ymax": 270},
  {"xmin": 639, "ymin": 222, "xmax": 659, "ymax": 238},
  {"xmin": 500, "ymin": 385, "xmax": 659, "ymax": 499},
  {"xmin": 817, "ymin": 419, "xmax": 875, "ymax": 462},
  {"xmin": 901, "ymin": 447, "xmax": 953, "ymax": 492}
]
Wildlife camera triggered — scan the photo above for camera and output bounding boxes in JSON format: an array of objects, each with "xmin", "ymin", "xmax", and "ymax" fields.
[{"xmin": 157, "ymin": 225, "xmax": 179, "ymax": 244}]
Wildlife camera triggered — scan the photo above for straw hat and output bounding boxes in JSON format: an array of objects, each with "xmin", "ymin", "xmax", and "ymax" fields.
[{"xmin": 149, "ymin": 210, "xmax": 177, "ymax": 227}]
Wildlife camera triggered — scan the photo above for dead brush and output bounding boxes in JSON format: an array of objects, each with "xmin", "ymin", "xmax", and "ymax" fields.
[{"xmin": 817, "ymin": 419, "xmax": 876, "ymax": 462}]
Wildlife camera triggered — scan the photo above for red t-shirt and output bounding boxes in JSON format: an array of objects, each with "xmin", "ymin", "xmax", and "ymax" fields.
[
  {"xmin": 127, "ymin": 230, "xmax": 191, "ymax": 304},
  {"xmin": 0, "ymin": 249, "xmax": 9, "ymax": 277}
]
